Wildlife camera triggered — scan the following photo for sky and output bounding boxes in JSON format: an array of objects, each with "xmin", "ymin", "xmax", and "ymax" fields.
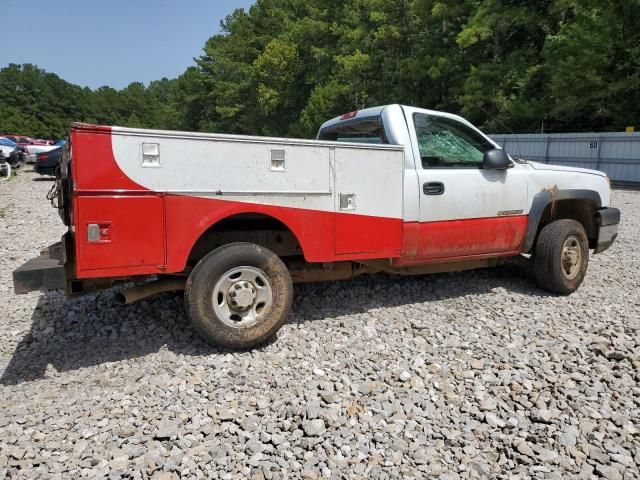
[{"xmin": 0, "ymin": 0, "xmax": 254, "ymax": 90}]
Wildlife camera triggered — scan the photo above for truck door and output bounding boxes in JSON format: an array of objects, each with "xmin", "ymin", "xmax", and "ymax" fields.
[{"xmin": 404, "ymin": 107, "xmax": 528, "ymax": 260}]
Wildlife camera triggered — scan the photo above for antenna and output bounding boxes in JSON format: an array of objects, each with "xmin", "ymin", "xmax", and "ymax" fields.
[{"xmin": 479, "ymin": 106, "xmax": 523, "ymax": 162}]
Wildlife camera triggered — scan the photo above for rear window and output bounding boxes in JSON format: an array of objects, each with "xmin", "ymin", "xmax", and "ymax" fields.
[{"xmin": 318, "ymin": 118, "xmax": 387, "ymax": 144}]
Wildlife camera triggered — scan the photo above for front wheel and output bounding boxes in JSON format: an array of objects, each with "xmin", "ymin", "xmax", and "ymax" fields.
[
  {"xmin": 533, "ymin": 219, "xmax": 589, "ymax": 295},
  {"xmin": 185, "ymin": 243, "xmax": 293, "ymax": 349}
]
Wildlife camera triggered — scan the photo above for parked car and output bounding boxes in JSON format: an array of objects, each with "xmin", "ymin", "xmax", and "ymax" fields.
[
  {"xmin": 2, "ymin": 135, "xmax": 53, "ymax": 145},
  {"xmin": 35, "ymin": 146, "xmax": 63, "ymax": 175},
  {"xmin": 0, "ymin": 136, "xmax": 17, "ymax": 155},
  {"xmin": 0, "ymin": 137, "xmax": 25, "ymax": 167},
  {"xmin": 13, "ymin": 105, "xmax": 620, "ymax": 350},
  {"xmin": 1, "ymin": 134, "xmax": 34, "ymax": 146},
  {"xmin": 24, "ymin": 144, "xmax": 59, "ymax": 163}
]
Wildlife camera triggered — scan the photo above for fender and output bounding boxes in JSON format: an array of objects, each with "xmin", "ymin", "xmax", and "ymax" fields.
[{"xmin": 522, "ymin": 189, "xmax": 602, "ymax": 253}]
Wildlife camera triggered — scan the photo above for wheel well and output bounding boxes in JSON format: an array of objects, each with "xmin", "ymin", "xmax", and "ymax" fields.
[
  {"xmin": 187, "ymin": 213, "xmax": 303, "ymax": 266},
  {"xmin": 537, "ymin": 199, "xmax": 598, "ymax": 248}
]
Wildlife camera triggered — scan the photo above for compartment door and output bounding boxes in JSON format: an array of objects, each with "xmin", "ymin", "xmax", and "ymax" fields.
[
  {"xmin": 334, "ymin": 147, "xmax": 404, "ymax": 256},
  {"xmin": 75, "ymin": 195, "xmax": 165, "ymax": 277}
]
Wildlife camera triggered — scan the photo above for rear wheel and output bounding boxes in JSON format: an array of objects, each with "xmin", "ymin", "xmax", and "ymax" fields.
[
  {"xmin": 533, "ymin": 219, "xmax": 589, "ymax": 294},
  {"xmin": 185, "ymin": 242, "xmax": 293, "ymax": 349}
]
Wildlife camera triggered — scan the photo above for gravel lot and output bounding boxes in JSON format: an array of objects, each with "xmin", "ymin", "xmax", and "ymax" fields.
[{"xmin": 0, "ymin": 170, "xmax": 638, "ymax": 480}]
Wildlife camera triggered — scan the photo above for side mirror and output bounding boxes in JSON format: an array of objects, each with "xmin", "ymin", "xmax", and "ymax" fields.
[{"xmin": 483, "ymin": 148, "xmax": 512, "ymax": 170}]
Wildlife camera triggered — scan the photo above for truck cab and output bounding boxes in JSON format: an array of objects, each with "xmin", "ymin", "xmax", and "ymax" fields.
[{"xmin": 318, "ymin": 105, "xmax": 618, "ymax": 262}]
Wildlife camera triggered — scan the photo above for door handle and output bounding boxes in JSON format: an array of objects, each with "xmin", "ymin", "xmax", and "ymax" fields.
[{"xmin": 423, "ymin": 182, "xmax": 445, "ymax": 195}]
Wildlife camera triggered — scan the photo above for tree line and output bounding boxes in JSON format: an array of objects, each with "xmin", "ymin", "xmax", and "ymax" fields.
[{"xmin": 1, "ymin": 0, "xmax": 638, "ymax": 140}]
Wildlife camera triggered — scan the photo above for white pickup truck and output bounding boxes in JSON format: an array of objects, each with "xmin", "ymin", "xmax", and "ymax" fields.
[{"xmin": 13, "ymin": 104, "xmax": 620, "ymax": 349}]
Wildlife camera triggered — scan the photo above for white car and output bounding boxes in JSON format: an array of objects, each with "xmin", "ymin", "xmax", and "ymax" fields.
[
  {"xmin": 24, "ymin": 144, "xmax": 59, "ymax": 163},
  {"xmin": 0, "ymin": 145, "xmax": 17, "ymax": 157},
  {"xmin": 0, "ymin": 137, "xmax": 17, "ymax": 157}
]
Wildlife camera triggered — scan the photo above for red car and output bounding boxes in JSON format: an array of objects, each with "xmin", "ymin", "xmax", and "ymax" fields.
[
  {"xmin": 1, "ymin": 134, "xmax": 34, "ymax": 146},
  {"xmin": 0, "ymin": 135, "xmax": 52, "ymax": 146}
]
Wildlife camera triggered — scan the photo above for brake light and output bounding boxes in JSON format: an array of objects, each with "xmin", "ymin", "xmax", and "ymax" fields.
[
  {"xmin": 38, "ymin": 154, "xmax": 49, "ymax": 161},
  {"xmin": 340, "ymin": 111, "xmax": 358, "ymax": 120}
]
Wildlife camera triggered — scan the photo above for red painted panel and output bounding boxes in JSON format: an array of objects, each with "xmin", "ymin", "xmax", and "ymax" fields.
[
  {"xmin": 75, "ymin": 195, "xmax": 165, "ymax": 278},
  {"xmin": 73, "ymin": 190, "xmax": 526, "ymax": 277},
  {"xmin": 410, "ymin": 215, "xmax": 528, "ymax": 261},
  {"xmin": 335, "ymin": 213, "xmax": 402, "ymax": 255},
  {"xmin": 164, "ymin": 195, "xmax": 403, "ymax": 272},
  {"xmin": 401, "ymin": 222, "xmax": 420, "ymax": 257},
  {"xmin": 71, "ymin": 127, "xmax": 145, "ymax": 192},
  {"xmin": 164, "ymin": 195, "xmax": 334, "ymax": 271}
]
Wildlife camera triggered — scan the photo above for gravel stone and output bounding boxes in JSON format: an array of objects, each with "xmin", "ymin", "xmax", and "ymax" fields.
[
  {"xmin": 515, "ymin": 440, "xmax": 535, "ymax": 457},
  {"xmin": 302, "ymin": 419, "xmax": 325, "ymax": 437},
  {"xmin": 1, "ymin": 171, "xmax": 639, "ymax": 479},
  {"xmin": 595, "ymin": 463, "xmax": 623, "ymax": 480},
  {"xmin": 154, "ymin": 422, "xmax": 179, "ymax": 440}
]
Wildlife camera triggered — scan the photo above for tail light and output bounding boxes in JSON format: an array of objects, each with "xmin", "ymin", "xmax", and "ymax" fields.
[{"xmin": 38, "ymin": 154, "xmax": 49, "ymax": 161}]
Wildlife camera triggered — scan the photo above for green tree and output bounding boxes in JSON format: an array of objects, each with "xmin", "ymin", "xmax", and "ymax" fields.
[{"xmin": 2, "ymin": 0, "xmax": 638, "ymax": 138}]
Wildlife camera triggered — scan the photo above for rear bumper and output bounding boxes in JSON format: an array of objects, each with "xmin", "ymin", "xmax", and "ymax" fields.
[
  {"xmin": 34, "ymin": 162, "xmax": 58, "ymax": 176},
  {"xmin": 593, "ymin": 207, "xmax": 620, "ymax": 254},
  {"xmin": 13, "ymin": 242, "xmax": 67, "ymax": 294}
]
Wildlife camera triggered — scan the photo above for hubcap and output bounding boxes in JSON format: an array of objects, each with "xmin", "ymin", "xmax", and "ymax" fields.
[
  {"xmin": 212, "ymin": 267, "xmax": 273, "ymax": 329},
  {"xmin": 561, "ymin": 235, "xmax": 582, "ymax": 280},
  {"xmin": 228, "ymin": 281, "xmax": 256, "ymax": 310}
]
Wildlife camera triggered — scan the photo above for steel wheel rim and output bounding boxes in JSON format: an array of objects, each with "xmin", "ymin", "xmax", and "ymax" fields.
[
  {"xmin": 212, "ymin": 266, "xmax": 273, "ymax": 329},
  {"xmin": 561, "ymin": 235, "xmax": 582, "ymax": 280}
]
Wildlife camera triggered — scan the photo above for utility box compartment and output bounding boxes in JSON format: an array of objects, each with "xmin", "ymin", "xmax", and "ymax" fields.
[{"xmin": 333, "ymin": 146, "xmax": 404, "ymax": 255}]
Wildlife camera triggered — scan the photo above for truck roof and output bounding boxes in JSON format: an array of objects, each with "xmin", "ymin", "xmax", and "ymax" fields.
[{"xmin": 318, "ymin": 104, "xmax": 472, "ymax": 132}]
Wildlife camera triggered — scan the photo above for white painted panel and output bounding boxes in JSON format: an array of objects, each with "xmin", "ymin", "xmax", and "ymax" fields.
[
  {"xmin": 334, "ymin": 146, "xmax": 404, "ymax": 219},
  {"xmin": 524, "ymin": 166, "xmax": 611, "ymax": 207},
  {"xmin": 111, "ymin": 130, "xmax": 406, "ymax": 217},
  {"xmin": 112, "ymin": 134, "xmax": 331, "ymax": 194},
  {"xmin": 418, "ymin": 167, "xmax": 529, "ymax": 222}
]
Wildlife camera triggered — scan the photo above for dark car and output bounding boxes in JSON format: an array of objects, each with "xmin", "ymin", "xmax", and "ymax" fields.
[{"xmin": 35, "ymin": 146, "xmax": 63, "ymax": 175}]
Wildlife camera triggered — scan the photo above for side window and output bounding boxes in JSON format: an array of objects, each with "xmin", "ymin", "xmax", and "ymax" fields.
[
  {"xmin": 318, "ymin": 118, "xmax": 387, "ymax": 145},
  {"xmin": 413, "ymin": 113, "xmax": 494, "ymax": 168}
]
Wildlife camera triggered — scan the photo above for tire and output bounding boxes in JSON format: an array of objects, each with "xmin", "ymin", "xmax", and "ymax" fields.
[
  {"xmin": 185, "ymin": 242, "xmax": 293, "ymax": 349},
  {"xmin": 533, "ymin": 219, "xmax": 589, "ymax": 295}
]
